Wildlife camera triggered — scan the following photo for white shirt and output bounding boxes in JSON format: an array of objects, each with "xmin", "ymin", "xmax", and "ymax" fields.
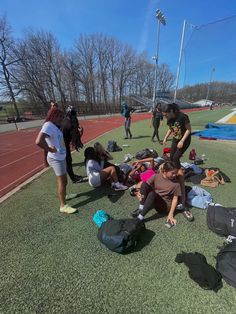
[
  {"xmin": 41, "ymin": 121, "xmax": 66, "ymax": 160},
  {"xmin": 86, "ymin": 159, "xmax": 104, "ymax": 176}
]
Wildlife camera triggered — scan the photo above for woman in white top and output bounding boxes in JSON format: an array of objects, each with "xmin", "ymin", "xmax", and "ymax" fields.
[
  {"xmin": 84, "ymin": 147, "xmax": 128, "ymax": 191},
  {"xmin": 36, "ymin": 107, "xmax": 77, "ymax": 214}
]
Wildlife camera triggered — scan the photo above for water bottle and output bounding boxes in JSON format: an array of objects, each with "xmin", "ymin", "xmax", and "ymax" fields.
[
  {"xmin": 189, "ymin": 149, "xmax": 196, "ymax": 160},
  {"xmin": 201, "ymin": 153, "xmax": 206, "ymax": 161}
]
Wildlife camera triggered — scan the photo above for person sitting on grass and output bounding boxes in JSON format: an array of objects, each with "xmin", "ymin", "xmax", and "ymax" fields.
[
  {"xmin": 131, "ymin": 161, "xmax": 187, "ymax": 228},
  {"xmin": 94, "ymin": 142, "xmax": 113, "ymax": 163},
  {"xmin": 36, "ymin": 107, "xmax": 77, "ymax": 214},
  {"xmin": 94, "ymin": 141, "xmax": 128, "ymax": 184},
  {"xmin": 84, "ymin": 147, "xmax": 128, "ymax": 191}
]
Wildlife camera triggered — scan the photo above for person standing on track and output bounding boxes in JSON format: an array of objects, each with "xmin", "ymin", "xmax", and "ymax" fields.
[{"xmin": 36, "ymin": 107, "xmax": 77, "ymax": 214}]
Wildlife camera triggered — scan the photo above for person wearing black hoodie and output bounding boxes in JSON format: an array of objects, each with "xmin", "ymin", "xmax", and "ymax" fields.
[{"xmin": 61, "ymin": 106, "xmax": 83, "ymax": 183}]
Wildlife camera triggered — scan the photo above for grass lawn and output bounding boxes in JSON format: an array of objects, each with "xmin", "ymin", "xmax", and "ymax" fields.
[{"xmin": 1, "ymin": 107, "xmax": 236, "ymax": 314}]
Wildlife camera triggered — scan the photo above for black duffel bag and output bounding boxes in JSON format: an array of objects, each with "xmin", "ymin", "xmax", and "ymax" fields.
[
  {"xmin": 135, "ymin": 148, "xmax": 158, "ymax": 160},
  {"xmin": 216, "ymin": 239, "xmax": 236, "ymax": 288},
  {"xmin": 207, "ymin": 205, "xmax": 236, "ymax": 237},
  {"xmin": 98, "ymin": 218, "xmax": 145, "ymax": 253}
]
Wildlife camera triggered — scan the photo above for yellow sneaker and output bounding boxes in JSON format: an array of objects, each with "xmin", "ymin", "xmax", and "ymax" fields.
[{"xmin": 60, "ymin": 204, "xmax": 78, "ymax": 214}]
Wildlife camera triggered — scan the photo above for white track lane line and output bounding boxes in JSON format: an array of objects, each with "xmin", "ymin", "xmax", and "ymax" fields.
[
  {"xmin": 0, "ymin": 164, "xmax": 44, "ymax": 194},
  {"xmin": 0, "ymin": 150, "xmax": 40, "ymax": 169}
]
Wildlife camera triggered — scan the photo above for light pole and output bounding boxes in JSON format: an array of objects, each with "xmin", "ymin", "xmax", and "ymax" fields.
[
  {"xmin": 152, "ymin": 9, "xmax": 166, "ymax": 109},
  {"xmin": 205, "ymin": 67, "xmax": 215, "ymax": 106},
  {"xmin": 174, "ymin": 19, "xmax": 186, "ymax": 102}
]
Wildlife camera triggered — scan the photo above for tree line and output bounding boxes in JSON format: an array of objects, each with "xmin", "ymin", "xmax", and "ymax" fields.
[
  {"xmin": 0, "ymin": 16, "xmax": 175, "ymax": 117},
  {"xmin": 177, "ymin": 82, "xmax": 236, "ymax": 105}
]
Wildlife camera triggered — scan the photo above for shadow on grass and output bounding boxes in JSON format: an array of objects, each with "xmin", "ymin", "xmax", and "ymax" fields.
[
  {"xmin": 130, "ymin": 135, "xmax": 151, "ymax": 140},
  {"xmin": 73, "ymin": 185, "xmax": 125, "ymax": 207},
  {"xmin": 72, "ymin": 161, "xmax": 84, "ymax": 168},
  {"xmin": 143, "ymin": 211, "xmax": 167, "ymax": 223},
  {"xmin": 131, "ymin": 229, "xmax": 156, "ymax": 253}
]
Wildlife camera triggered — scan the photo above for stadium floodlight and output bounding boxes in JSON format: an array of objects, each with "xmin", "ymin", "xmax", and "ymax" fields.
[
  {"xmin": 152, "ymin": 9, "xmax": 166, "ymax": 108},
  {"xmin": 156, "ymin": 9, "xmax": 166, "ymax": 26}
]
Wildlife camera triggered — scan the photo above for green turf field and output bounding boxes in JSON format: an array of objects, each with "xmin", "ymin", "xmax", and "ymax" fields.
[{"xmin": 1, "ymin": 107, "xmax": 236, "ymax": 313}]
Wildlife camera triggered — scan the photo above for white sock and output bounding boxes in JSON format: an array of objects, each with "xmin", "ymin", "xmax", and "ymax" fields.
[
  {"xmin": 139, "ymin": 204, "xmax": 144, "ymax": 210},
  {"xmin": 137, "ymin": 214, "xmax": 144, "ymax": 220}
]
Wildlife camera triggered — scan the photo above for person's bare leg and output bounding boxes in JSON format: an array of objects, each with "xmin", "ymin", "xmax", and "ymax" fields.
[
  {"xmin": 100, "ymin": 166, "xmax": 118, "ymax": 184},
  {"xmin": 57, "ymin": 174, "xmax": 67, "ymax": 207}
]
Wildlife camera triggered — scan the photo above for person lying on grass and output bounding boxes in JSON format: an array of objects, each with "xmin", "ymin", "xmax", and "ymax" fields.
[
  {"xmin": 128, "ymin": 157, "xmax": 156, "ymax": 184},
  {"xmin": 35, "ymin": 107, "xmax": 77, "ymax": 214},
  {"xmin": 131, "ymin": 161, "xmax": 192, "ymax": 228},
  {"xmin": 84, "ymin": 147, "xmax": 128, "ymax": 191}
]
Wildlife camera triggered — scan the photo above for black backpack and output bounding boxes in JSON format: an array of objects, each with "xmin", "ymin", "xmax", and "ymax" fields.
[
  {"xmin": 107, "ymin": 140, "xmax": 122, "ymax": 152},
  {"xmin": 135, "ymin": 148, "xmax": 158, "ymax": 160},
  {"xmin": 207, "ymin": 205, "xmax": 236, "ymax": 237},
  {"xmin": 216, "ymin": 239, "xmax": 236, "ymax": 288},
  {"xmin": 98, "ymin": 218, "xmax": 145, "ymax": 253}
]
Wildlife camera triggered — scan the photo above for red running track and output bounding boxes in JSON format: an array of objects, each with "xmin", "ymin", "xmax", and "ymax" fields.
[{"xmin": 0, "ymin": 108, "xmax": 208, "ymax": 198}]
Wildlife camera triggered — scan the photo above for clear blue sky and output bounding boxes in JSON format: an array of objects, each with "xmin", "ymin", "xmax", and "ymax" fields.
[{"xmin": 1, "ymin": 0, "xmax": 236, "ymax": 86}]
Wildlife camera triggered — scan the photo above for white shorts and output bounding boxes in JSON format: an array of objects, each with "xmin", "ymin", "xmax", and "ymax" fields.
[
  {"xmin": 88, "ymin": 172, "xmax": 101, "ymax": 187},
  {"xmin": 47, "ymin": 156, "xmax": 67, "ymax": 176}
]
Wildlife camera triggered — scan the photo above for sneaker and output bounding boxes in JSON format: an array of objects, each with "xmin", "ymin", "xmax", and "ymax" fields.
[
  {"xmin": 165, "ymin": 220, "xmax": 175, "ymax": 228},
  {"xmin": 176, "ymin": 203, "xmax": 185, "ymax": 211},
  {"xmin": 113, "ymin": 182, "xmax": 128, "ymax": 191},
  {"xmin": 207, "ymin": 202, "xmax": 223, "ymax": 207},
  {"xmin": 65, "ymin": 193, "xmax": 79, "ymax": 201},
  {"xmin": 129, "ymin": 185, "xmax": 137, "ymax": 196},
  {"xmin": 60, "ymin": 204, "xmax": 78, "ymax": 214},
  {"xmin": 72, "ymin": 175, "xmax": 83, "ymax": 183},
  {"xmin": 130, "ymin": 208, "xmax": 140, "ymax": 218},
  {"xmin": 182, "ymin": 210, "xmax": 194, "ymax": 222}
]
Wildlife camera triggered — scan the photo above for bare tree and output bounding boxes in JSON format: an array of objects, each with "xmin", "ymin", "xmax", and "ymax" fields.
[
  {"xmin": 16, "ymin": 30, "xmax": 68, "ymax": 111},
  {"xmin": 157, "ymin": 63, "xmax": 175, "ymax": 92},
  {"xmin": 0, "ymin": 16, "xmax": 20, "ymax": 118},
  {"xmin": 74, "ymin": 35, "xmax": 97, "ymax": 108}
]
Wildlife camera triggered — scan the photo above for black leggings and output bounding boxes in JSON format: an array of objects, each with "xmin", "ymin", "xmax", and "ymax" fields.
[
  {"xmin": 139, "ymin": 182, "xmax": 168, "ymax": 216},
  {"xmin": 65, "ymin": 140, "xmax": 76, "ymax": 181},
  {"xmin": 152, "ymin": 120, "xmax": 160, "ymax": 141},
  {"xmin": 170, "ymin": 137, "xmax": 191, "ymax": 169}
]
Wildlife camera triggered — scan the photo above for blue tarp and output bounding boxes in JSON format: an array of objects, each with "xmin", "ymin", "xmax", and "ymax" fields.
[{"xmin": 192, "ymin": 123, "xmax": 236, "ymax": 140}]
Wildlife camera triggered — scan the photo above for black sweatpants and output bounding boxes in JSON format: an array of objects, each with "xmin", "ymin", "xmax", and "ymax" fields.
[
  {"xmin": 152, "ymin": 119, "xmax": 161, "ymax": 141},
  {"xmin": 65, "ymin": 140, "xmax": 76, "ymax": 181},
  {"xmin": 170, "ymin": 137, "xmax": 191, "ymax": 169},
  {"xmin": 139, "ymin": 182, "xmax": 168, "ymax": 216}
]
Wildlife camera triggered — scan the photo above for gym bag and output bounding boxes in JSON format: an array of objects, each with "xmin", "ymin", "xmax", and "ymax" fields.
[
  {"xmin": 207, "ymin": 205, "xmax": 236, "ymax": 237},
  {"xmin": 201, "ymin": 169, "xmax": 225, "ymax": 188},
  {"xmin": 216, "ymin": 239, "xmax": 236, "ymax": 288},
  {"xmin": 135, "ymin": 148, "xmax": 158, "ymax": 160},
  {"xmin": 98, "ymin": 218, "xmax": 145, "ymax": 253},
  {"xmin": 107, "ymin": 140, "xmax": 122, "ymax": 152}
]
